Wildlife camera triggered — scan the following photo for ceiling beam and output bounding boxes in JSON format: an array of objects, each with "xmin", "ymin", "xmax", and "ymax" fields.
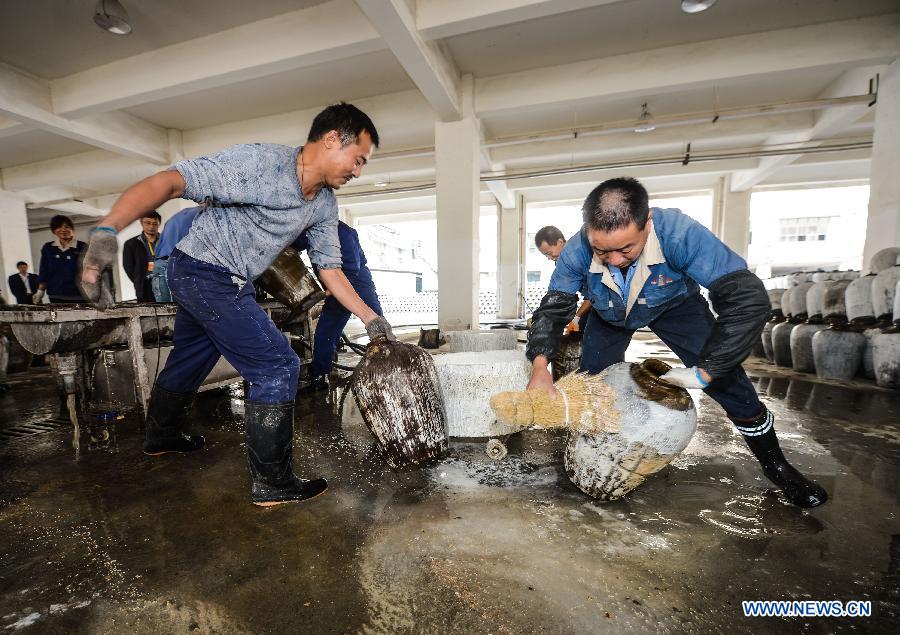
[
  {"xmin": 51, "ymin": 0, "xmax": 382, "ymax": 117},
  {"xmin": 35, "ymin": 200, "xmax": 109, "ymax": 218},
  {"xmin": 354, "ymin": 0, "xmax": 461, "ymax": 121},
  {"xmin": 474, "ymin": 14, "xmax": 900, "ymax": 117},
  {"xmin": 47, "ymin": 0, "xmax": 632, "ymax": 119},
  {"xmin": 0, "ymin": 64, "xmax": 169, "ymax": 164},
  {"xmin": 730, "ymin": 66, "xmax": 880, "ymax": 191},
  {"xmin": 0, "ymin": 116, "xmax": 29, "ymax": 139},
  {"xmin": 416, "ymin": 0, "xmax": 628, "ymax": 40}
]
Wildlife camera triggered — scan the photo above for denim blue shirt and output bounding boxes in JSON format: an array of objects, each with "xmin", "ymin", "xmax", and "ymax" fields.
[
  {"xmin": 549, "ymin": 208, "xmax": 747, "ymax": 330},
  {"xmin": 156, "ymin": 206, "xmax": 201, "ymax": 260},
  {"xmin": 292, "ymin": 221, "xmax": 375, "ymax": 287},
  {"xmin": 173, "ymin": 144, "xmax": 342, "ymax": 281}
]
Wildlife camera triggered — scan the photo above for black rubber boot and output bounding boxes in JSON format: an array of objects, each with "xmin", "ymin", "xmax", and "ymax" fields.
[
  {"xmin": 143, "ymin": 386, "xmax": 205, "ymax": 455},
  {"xmin": 731, "ymin": 407, "xmax": 828, "ymax": 508},
  {"xmin": 245, "ymin": 401, "xmax": 328, "ymax": 507}
]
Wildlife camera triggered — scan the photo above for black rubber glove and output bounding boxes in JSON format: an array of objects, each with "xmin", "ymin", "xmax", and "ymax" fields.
[
  {"xmin": 78, "ymin": 228, "xmax": 118, "ymax": 310},
  {"xmin": 700, "ymin": 269, "xmax": 770, "ymax": 378},
  {"xmin": 365, "ymin": 316, "xmax": 396, "ymax": 342},
  {"xmin": 526, "ymin": 290, "xmax": 578, "ymax": 362}
]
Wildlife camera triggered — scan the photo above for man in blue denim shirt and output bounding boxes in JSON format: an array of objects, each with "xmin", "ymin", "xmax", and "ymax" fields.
[
  {"xmin": 526, "ymin": 177, "xmax": 827, "ymax": 508},
  {"xmin": 293, "ymin": 220, "xmax": 382, "ymax": 390},
  {"xmin": 78, "ymin": 103, "xmax": 394, "ymax": 507},
  {"xmin": 151, "ymin": 205, "xmax": 203, "ymax": 302}
]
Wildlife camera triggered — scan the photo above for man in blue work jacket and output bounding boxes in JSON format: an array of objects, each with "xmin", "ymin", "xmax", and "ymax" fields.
[
  {"xmin": 293, "ymin": 220, "xmax": 382, "ymax": 391},
  {"xmin": 526, "ymin": 177, "xmax": 827, "ymax": 508}
]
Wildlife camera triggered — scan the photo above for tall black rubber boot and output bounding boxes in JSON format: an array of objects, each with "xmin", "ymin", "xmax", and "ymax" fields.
[
  {"xmin": 143, "ymin": 385, "xmax": 205, "ymax": 455},
  {"xmin": 731, "ymin": 407, "xmax": 828, "ymax": 508},
  {"xmin": 245, "ymin": 401, "xmax": 328, "ymax": 507}
]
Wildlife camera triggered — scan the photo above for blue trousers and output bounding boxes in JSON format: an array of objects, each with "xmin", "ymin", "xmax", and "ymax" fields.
[
  {"xmin": 580, "ymin": 292, "xmax": 763, "ymax": 420},
  {"xmin": 156, "ymin": 250, "xmax": 299, "ymax": 403},
  {"xmin": 311, "ymin": 280, "xmax": 382, "ymax": 377}
]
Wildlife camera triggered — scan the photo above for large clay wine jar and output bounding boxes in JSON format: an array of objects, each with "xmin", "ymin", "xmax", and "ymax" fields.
[
  {"xmin": 562, "ymin": 360, "xmax": 697, "ymax": 501},
  {"xmin": 872, "ymin": 279, "xmax": 900, "ymax": 389},
  {"xmin": 761, "ymin": 289, "xmax": 785, "ymax": 362},
  {"xmin": 790, "ymin": 282, "xmax": 826, "ymax": 373},
  {"xmin": 350, "ymin": 338, "xmax": 448, "ymax": 467},
  {"xmin": 771, "ymin": 288, "xmax": 796, "ymax": 367}
]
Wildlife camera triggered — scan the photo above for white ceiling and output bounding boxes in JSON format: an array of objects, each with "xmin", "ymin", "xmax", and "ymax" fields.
[
  {"xmin": 0, "ymin": 0, "xmax": 896, "ymax": 216},
  {"xmin": 124, "ymin": 51, "xmax": 415, "ymax": 130},
  {"xmin": 0, "ymin": 0, "xmax": 323, "ymax": 79},
  {"xmin": 0, "ymin": 129, "xmax": 95, "ymax": 169},
  {"xmin": 443, "ymin": 0, "xmax": 900, "ymax": 77}
]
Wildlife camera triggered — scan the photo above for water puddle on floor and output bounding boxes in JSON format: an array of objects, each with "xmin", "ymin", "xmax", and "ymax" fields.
[{"xmin": 699, "ymin": 492, "xmax": 825, "ymax": 539}]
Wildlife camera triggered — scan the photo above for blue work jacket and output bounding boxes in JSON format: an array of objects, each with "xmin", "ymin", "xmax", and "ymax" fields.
[
  {"xmin": 292, "ymin": 221, "xmax": 375, "ymax": 287},
  {"xmin": 549, "ymin": 208, "xmax": 747, "ymax": 330}
]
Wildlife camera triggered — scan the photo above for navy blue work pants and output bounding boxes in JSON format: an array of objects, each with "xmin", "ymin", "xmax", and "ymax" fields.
[
  {"xmin": 579, "ymin": 292, "xmax": 763, "ymax": 420},
  {"xmin": 155, "ymin": 250, "xmax": 299, "ymax": 404},
  {"xmin": 311, "ymin": 279, "xmax": 382, "ymax": 377}
]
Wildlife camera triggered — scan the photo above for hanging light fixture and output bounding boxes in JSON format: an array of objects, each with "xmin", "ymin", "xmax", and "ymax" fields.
[
  {"xmin": 94, "ymin": 0, "xmax": 133, "ymax": 35},
  {"xmin": 681, "ymin": 0, "xmax": 718, "ymax": 14},
  {"xmin": 634, "ymin": 103, "xmax": 656, "ymax": 133}
]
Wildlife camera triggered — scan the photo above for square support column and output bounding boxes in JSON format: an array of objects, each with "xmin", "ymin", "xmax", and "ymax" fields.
[
  {"xmin": 435, "ymin": 116, "xmax": 480, "ymax": 330},
  {"xmin": 863, "ymin": 59, "xmax": 900, "ymax": 271},
  {"xmin": 713, "ymin": 176, "xmax": 751, "ymax": 260},
  {"xmin": 0, "ymin": 191, "xmax": 32, "ymax": 302},
  {"xmin": 496, "ymin": 195, "xmax": 524, "ymax": 319}
]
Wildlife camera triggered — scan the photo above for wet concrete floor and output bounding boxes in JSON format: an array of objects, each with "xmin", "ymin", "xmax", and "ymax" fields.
[{"xmin": 1, "ymin": 337, "xmax": 899, "ymax": 634}]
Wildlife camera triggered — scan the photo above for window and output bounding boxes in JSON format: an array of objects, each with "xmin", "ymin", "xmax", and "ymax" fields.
[
  {"xmin": 526, "ymin": 270, "xmax": 542, "ymax": 283},
  {"xmin": 778, "ymin": 217, "xmax": 833, "ymax": 243}
]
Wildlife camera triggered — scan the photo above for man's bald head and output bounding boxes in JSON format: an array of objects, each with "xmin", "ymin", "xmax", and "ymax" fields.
[{"xmin": 582, "ymin": 177, "xmax": 650, "ymax": 232}]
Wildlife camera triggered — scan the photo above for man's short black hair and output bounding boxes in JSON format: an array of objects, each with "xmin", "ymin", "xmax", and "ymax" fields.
[
  {"xmin": 582, "ymin": 177, "xmax": 650, "ymax": 232},
  {"xmin": 308, "ymin": 102, "xmax": 379, "ymax": 148},
  {"xmin": 534, "ymin": 226, "xmax": 565, "ymax": 248},
  {"xmin": 16, "ymin": 261, "xmax": 27, "ymax": 268},
  {"xmin": 143, "ymin": 210, "xmax": 161, "ymax": 221},
  {"xmin": 49, "ymin": 215, "xmax": 74, "ymax": 232}
]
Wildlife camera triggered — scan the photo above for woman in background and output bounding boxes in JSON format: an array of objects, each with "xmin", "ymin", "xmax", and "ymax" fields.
[{"xmin": 34, "ymin": 215, "xmax": 87, "ymax": 304}]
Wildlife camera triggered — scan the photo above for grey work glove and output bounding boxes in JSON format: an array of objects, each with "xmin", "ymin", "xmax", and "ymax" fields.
[
  {"xmin": 31, "ymin": 289, "xmax": 45, "ymax": 304},
  {"xmin": 365, "ymin": 316, "xmax": 396, "ymax": 342},
  {"xmin": 79, "ymin": 228, "xmax": 119, "ymax": 310}
]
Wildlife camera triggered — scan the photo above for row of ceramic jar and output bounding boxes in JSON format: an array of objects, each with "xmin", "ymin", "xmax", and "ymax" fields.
[
  {"xmin": 757, "ymin": 247, "xmax": 900, "ymax": 388},
  {"xmin": 762, "ymin": 269, "xmax": 861, "ymax": 291}
]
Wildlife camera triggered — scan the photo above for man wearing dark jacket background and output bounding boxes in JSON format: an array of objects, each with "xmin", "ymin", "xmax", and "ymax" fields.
[
  {"xmin": 8, "ymin": 262, "xmax": 38, "ymax": 305},
  {"xmin": 526, "ymin": 177, "xmax": 827, "ymax": 509},
  {"xmin": 123, "ymin": 210, "xmax": 160, "ymax": 302}
]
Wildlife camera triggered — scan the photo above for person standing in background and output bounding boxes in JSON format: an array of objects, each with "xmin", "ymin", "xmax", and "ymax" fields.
[
  {"xmin": 0, "ymin": 293, "xmax": 10, "ymax": 393},
  {"xmin": 534, "ymin": 225, "xmax": 592, "ymax": 334},
  {"xmin": 8, "ymin": 261, "xmax": 39, "ymax": 305},
  {"xmin": 151, "ymin": 206, "xmax": 203, "ymax": 302},
  {"xmin": 293, "ymin": 220, "xmax": 383, "ymax": 392},
  {"xmin": 123, "ymin": 211, "xmax": 161, "ymax": 302},
  {"xmin": 34, "ymin": 215, "xmax": 86, "ymax": 304}
]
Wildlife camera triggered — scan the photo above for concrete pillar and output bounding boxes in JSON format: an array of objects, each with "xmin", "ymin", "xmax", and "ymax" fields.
[
  {"xmin": 863, "ymin": 59, "xmax": 900, "ymax": 272},
  {"xmin": 435, "ymin": 115, "xmax": 480, "ymax": 330},
  {"xmin": 496, "ymin": 195, "xmax": 524, "ymax": 319},
  {"xmin": 713, "ymin": 175, "xmax": 751, "ymax": 259},
  {"xmin": 0, "ymin": 191, "xmax": 31, "ymax": 303}
]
